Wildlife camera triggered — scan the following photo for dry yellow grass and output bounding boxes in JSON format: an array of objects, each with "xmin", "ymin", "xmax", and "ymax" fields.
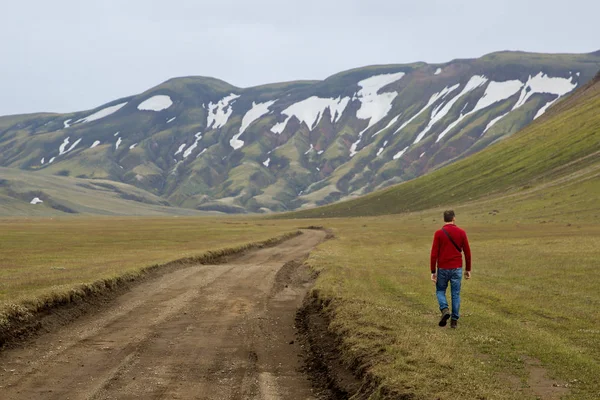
[{"xmin": 0, "ymin": 216, "xmax": 299, "ymax": 313}]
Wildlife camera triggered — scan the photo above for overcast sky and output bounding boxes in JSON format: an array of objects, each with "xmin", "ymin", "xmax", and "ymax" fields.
[{"xmin": 1, "ymin": 0, "xmax": 598, "ymax": 116}]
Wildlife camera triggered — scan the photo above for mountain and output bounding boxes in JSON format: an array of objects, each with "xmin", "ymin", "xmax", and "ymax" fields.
[
  {"xmin": 1, "ymin": 50, "xmax": 599, "ymax": 214},
  {"xmin": 289, "ymin": 70, "xmax": 600, "ymax": 218}
]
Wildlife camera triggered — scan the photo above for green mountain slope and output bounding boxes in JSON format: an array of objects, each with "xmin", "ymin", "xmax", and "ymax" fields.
[
  {"xmin": 1, "ymin": 50, "xmax": 599, "ymax": 214},
  {"xmin": 0, "ymin": 168, "xmax": 203, "ymax": 216},
  {"xmin": 289, "ymin": 71, "xmax": 600, "ymax": 218}
]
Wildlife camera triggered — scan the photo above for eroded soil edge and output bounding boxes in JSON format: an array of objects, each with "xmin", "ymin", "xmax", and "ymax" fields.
[{"xmin": 0, "ymin": 231, "xmax": 301, "ymax": 350}]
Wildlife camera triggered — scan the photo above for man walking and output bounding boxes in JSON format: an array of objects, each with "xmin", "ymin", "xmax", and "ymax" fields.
[{"xmin": 430, "ymin": 210, "xmax": 471, "ymax": 328}]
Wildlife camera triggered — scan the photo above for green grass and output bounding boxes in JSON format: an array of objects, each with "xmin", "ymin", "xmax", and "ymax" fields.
[{"xmin": 306, "ymin": 211, "xmax": 600, "ymax": 399}]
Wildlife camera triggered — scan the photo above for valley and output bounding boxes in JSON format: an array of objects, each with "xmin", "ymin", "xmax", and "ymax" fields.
[{"xmin": 0, "ymin": 53, "xmax": 599, "ymax": 399}]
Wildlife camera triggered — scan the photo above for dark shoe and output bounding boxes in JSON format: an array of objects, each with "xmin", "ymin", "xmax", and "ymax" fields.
[
  {"xmin": 451, "ymin": 319, "xmax": 458, "ymax": 329},
  {"xmin": 439, "ymin": 309, "xmax": 450, "ymax": 327}
]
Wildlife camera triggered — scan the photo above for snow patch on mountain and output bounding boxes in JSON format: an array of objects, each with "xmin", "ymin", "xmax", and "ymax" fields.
[
  {"xmin": 350, "ymin": 72, "xmax": 406, "ymax": 156},
  {"xmin": 130, "ymin": 143, "xmax": 137, "ymax": 150},
  {"xmin": 413, "ymin": 76, "xmax": 488, "ymax": 144},
  {"xmin": 396, "ymin": 84, "xmax": 460, "ymax": 137},
  {"xmin": 393, "ymin": 146, "xmax": 409, "ymax": 160},
  {"xmin": 231, "ymin": 100, "xmax": 276, "ymax": 149},
  {"xmin": 91, "ymin": 140, "xmax": 101, "ymax": 148},
  {"xmin": 534, "ymin": 100, "xmax": 557, "ymax": 119},
  {"xmin": 513, "ymin": 73, "xmax": 577, "ymax": 112},
  {"xmin": 271, "ymin": 96, "xmax": 350, "ymax": 134},
  {"xmin": 436, "ymin": 79, "xmax": 524, "ymax": 142},
  {"xmin": 355, "ymin": 72, "xmax": 405, "ymax": 129},
  {"xmin": 167, "ymin": 117, "xmax": 177, "ymax": 123},
  {"xmin": 76, "ymin": 102, "xmax": 127, "ymax": 124},
  {"xmin": 483, "ymin": 113, "xmax": 509, "ymax": 134},
  {"xmin": 115, "ymin": 137, "xmax": 122, "ymax": 150},
  {"xmin": 59, "ymin": 138, "xmax": 70, "ymax": 155},
  {"xmin": 49, "ymin": 157, "xmax": 55, "ymax": 164},
  {"xmin": 183, "ymin": 132, "xmax": 203, "ymax": 158},
  {"xmin": 304, "ymin": 143, "xmax": 314, "ymax": 155},
  {"xmin": 377, "ymin": 140, "xmax": 389, "ymax": 157},
  {"xmin": 30, "ymin": 197, "xmax": 43, "ymax": 205},
  {"xmin": 196, "ymin": 148, "xmax": 207, "ymax": 158},
  {"xmin": 138, "ymin": 95, "xmax": 173, "ymax": 112},
  {"xmin": 63, "ymin": 119, "xmax": 72, "ymax": 129},
  {"xmin": 66, "ymin": 138, "xmax": 82, "ymax": 153},
  {"xmin": 40, "ymin": 157, "xmax": 45, "ymax": 164},
  {"xmin": 473, "ymin": 80, "xmax": 523, "ymax": 111},
  {"xmin": 263, "ymin": 158, "xmax": 271, "ymax": 167},
  {"xmin": 372, "ymin": 115, "xmax": 400, "ymax": 137},
  {"xmin": 435, "ymin": 68, "xmax": 442, "ymax": 75},
  {"xmin": 175, "ymin": 143, "xmax": 187, "ymax": 156},
  {"xmin": 207, "ymin": 93, "xmax": 240, "ymax": 130}
]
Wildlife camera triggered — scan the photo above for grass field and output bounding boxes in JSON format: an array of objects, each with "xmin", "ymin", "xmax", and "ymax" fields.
[
  {"xmin": 305, "ymin": 209, "xmax": 600, "ymax": 399},
  {"xmin": 0, "ymin": 217, "xmax": 298, "ymax": 315},
  {"xmin": 2, "ymin": 201, "xmax": 599, "ymax": 399}
]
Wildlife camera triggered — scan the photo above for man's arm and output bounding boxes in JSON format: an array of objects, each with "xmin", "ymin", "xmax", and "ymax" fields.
[
  {"xmin": 463, "ymin": 232, "xmax": 472, "ymax": 279},
  {"xmin": 430, "ymin": 232, "xmax": 439, "ymax": 281}
]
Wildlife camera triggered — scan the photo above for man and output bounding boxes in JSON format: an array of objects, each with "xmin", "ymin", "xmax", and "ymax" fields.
[{"xmin": 430, "ymin": 210, "xmax": 471, "ymax": 329}]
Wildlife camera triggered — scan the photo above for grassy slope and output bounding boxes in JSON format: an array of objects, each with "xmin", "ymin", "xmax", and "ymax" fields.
[
  {"xmin": 0, "ymin": 168, "xmax": 203, "ymax": 216},
  {"xmin": 288, "ymin": 73, "xmax": 600, "ymax": 218}
]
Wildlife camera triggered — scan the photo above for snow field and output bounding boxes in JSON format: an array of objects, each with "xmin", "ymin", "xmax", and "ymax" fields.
[
  {"xmin": 175, "ymin": 144, "xmax": 187, "ymax": 156},
  {"xmin": 271, "ymin": 96, "xmax": 349, "ymax": 135},
  {"xmin": 231, "ymin": 100, "xmax": 276, "ymax": 149},
  {"xmin": 207, "ymin": 93, "xmax": 240, "ymax": 130},
  {"xmin": 138, "ymin": 95, "xmax": 173, "ymax": 111},
  {"xmin": 399, "ymin": 84, "xmax": 460, "ymax": 141},
  {"xmin": 58, "ymin": 137, "xmax": 82, "ymax": 155},
  {"xmin": 393, "ymin": 146, "xmax": 409, "ymax": 160},
  {"xmin": 76, "ymin": 102, "xmax": 127, "ymax": 124},
  {"xmin": 183, "ymin": 132, "xmax": 203, "ymax": 158},
  {"xmin": 436, "ymin": 78, "xmax": 523, "ymax": 142},
  {"xmin": 513, "ymin": 73, "xmax": 577, "ymax": 111},
  {"xmin": 350, "ymin": 72, "xmax": 406, "ymax": 156}
]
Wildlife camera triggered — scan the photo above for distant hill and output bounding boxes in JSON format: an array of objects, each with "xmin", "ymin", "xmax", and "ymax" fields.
[
  {"xmin": 1, "ymin": 50, "xmax": 599, "ymax": 215},
  {"xmin": 289, "ymin": 70, "xmax": 600, "ymax": 218}
]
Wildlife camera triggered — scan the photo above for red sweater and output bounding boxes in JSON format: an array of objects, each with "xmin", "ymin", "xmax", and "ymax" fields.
[{"xmin": 430, "ymin": 224, "xmax": 471, "ymax": 273}]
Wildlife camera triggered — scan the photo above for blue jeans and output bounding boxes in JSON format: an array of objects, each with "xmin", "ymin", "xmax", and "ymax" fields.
[{"xmin": 436, "ymin": 268, "xmax": 463, "ymax": 320}]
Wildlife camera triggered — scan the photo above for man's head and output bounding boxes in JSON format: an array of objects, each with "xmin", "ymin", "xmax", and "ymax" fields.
[{"xmin": 443, "ymin": 210, "xmax": 456, "ymax": 223}]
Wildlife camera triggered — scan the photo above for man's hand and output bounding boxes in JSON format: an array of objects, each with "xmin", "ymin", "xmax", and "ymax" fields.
[
  {"xmin": 431, "ymin": 273, "xmax": 437, "ymax": 283},
  {"xmin": 465, "ymin": 271, "xmax": 471, "ymax": 280}
]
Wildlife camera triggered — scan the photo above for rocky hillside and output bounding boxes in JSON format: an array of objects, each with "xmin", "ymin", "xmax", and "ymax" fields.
[{"xmin": 1, "ymin": 50, "xmax": 599, "ymax": 214}]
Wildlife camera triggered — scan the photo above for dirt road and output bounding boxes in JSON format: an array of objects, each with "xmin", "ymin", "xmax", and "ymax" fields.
[{"xmin": 0, "ymin": 230, "xmax": 327, "ymax": 400}]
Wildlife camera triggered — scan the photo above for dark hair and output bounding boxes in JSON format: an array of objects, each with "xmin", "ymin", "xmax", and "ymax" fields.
[{"xmin": 444, "ymin": 210, "xmax": 455, "ymax": 222}]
